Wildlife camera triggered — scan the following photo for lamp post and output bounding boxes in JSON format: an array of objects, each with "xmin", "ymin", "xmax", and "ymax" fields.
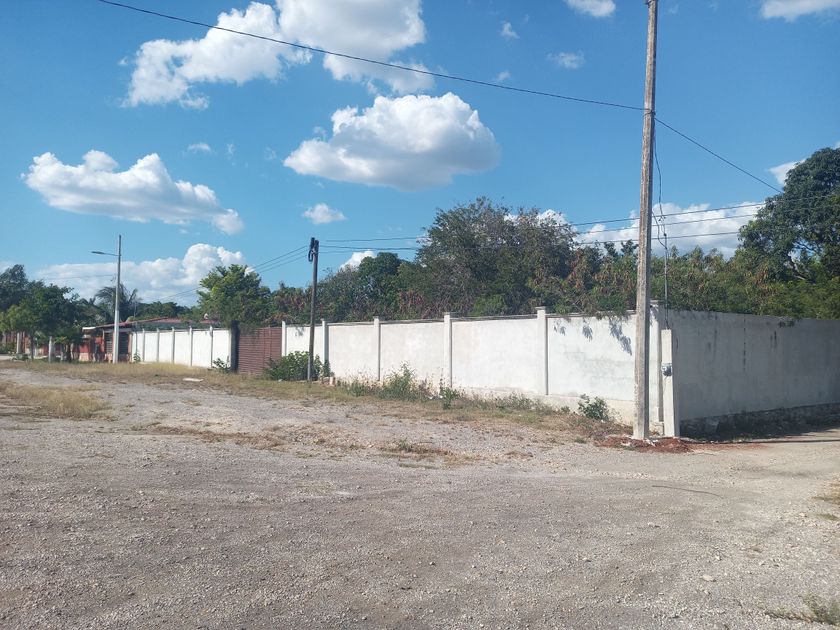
[{"xmin": 92, "ymin": 234, "xmax": 122, "ymax": 364}]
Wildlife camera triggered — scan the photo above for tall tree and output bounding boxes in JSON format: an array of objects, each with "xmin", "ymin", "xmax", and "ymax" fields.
[
  {"xmin": 0, "ymin": 264, "xmax": 28, "ymax": 311},
  {"xmin": 94, "ymin": 283, "xmax": 140, "ymax": 323},
  {"xmin": 197, "ymin": 264, "xmax": 271, "ymax": 326},
  {"xmin": 740, "ymin": 147, "xmax": 840, "ymax": 281}
]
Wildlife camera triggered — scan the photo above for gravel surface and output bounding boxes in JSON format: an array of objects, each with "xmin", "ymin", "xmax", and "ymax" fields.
[{"xmin": 0, "ymin": 367, "xmax": 838, "ymax": 629}]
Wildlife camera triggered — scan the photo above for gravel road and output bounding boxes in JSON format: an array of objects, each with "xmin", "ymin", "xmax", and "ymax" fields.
[{"xmin": 0, "ymin": 367, "xmax": 838, "ymax": 629}]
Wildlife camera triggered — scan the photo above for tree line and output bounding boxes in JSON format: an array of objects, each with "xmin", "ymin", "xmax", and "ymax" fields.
[{"xmin": 1, "ymin": 147, "xmax": 837, "ymax": 354}]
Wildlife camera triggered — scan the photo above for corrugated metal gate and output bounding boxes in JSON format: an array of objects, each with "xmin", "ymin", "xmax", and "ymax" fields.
[{"xmin": 236, "ymin": 326, "xmax": 283, "ymax": 375}]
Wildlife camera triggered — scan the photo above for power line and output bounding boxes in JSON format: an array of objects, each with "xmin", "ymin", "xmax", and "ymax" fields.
[
  {"xmin": 98, "ymin": 0, "xmax": 643, "ymax": 112},
  {"xmin": 656, "ymin": 117, "xmax": 782, "ymax": 193}
]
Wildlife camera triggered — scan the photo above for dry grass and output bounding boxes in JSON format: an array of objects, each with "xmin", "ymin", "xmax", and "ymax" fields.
[
  {"xmin": 768, "ymin": 595, "xmax": 840, "ymax": 626},
  {"xmin": 0, "ymin": 380, "xmax": 110, "ymax": 420},
  {"xmin": 0, "ymin": 361, "xmax": 628, "ymax": 440}
]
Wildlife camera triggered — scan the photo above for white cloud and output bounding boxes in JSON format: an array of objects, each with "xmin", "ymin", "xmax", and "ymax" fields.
[
  {"xmin": 264, "ymin": 147, "xmax": 278, "ymax": 161},
  {"xmin": 126, "ymin": 0, "xmax": 429, "ymax": 107},
  {"xmin": 760, "ymin": 0, "xmax": 840, "ymax": 20},
  {"xmin": 548, "ymin": 51, "xmax": 585, "ymax": 70},
  {"xmin": 23, "ymin": 150, "xmax": 244, "ymax": 234},
  {"xmin": 126, "ymin": 3, "xmax": 306, "ymax": 108},
  {"xmin": 500, "ymin": 22, "xmax": 519, "ymax": 39},
  {"xmin": 340, "ymin": 250, "xmax": 375, "ymax": 270},
  {"xmin": 187, "ymin": 142, "xmax": 212, "ymax": 154},
  {"xmin": 768, "ymin": 159, "xmax": 801, "ymax": 186},
  {"xmin": 494, "ymin": 70, "xmax": 511, "ymax": 82},
  {"xmin": 36, "ymin": 244, "xmax": 244, "ymax": 305},
  {"xmin": 279, "ymin": 0, "xmax": 431, "ymax": 94},
  {"xmin": 564, "ymin": 0, "xmax": 616, "ymax": 18},
  {"xmin": 302, "ymin": 202, "xmax": 346, "ymax": 224},
  {"xmin": 578, "ymin": 201, "xmax": 762, "ymax": 258},
  {"xmin": 284, "ymin": 92, "xmax": 500, "ymax": 191}
]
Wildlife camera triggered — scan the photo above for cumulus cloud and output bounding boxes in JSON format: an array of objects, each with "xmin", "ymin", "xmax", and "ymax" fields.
[
  {"xmin": 578, "ymin": 201, "xmax": 762, "ymax": 258},
  {"xmin": 36, "ymin": 244, "xmax": 244, "ymax": 304},
  {"xmin": 302, "ymin": 202, "xmax": 346, "ymax": 224},
  {"xmin": 768, "ymin": 159, "xmax": 802, "ymax": 186},
  {"xmin": 548, "ymin": 51, "xmax": 585, "ymax": 70},
  {"xmin": 340, "ymin": 250, "xmax": 375, "ymax": 270},
  {"xmin": 564, "ymin": 0, "xmax": 616, "ymax": 18},
  {"xmin": 126, "ymin": 0, "xmax": 429, "ymax": 107},
  {"xmin": 284, "ymin": 92, "xmax": 500, "ymax": 190},
  {"xmin": 278, "ymin": 0, "xmax": 431, "ymax": 94},
  {"xmin": 760, "ymin": 0, "xmax": 840, "ymax": 20},
  {"xmin": 23, "ymin": 150, "xmax": 244, "ymax": 234},
  {"xmin": 494, "ymin": 70, "xmax": 511, "ymax": 82},
  {"xmin": 500, "ymin": 22, "xmax": 519, "ymax": 39},
  {"xmin": 187, "ymin": 142, "xmax": 212, "ymax": 154}
]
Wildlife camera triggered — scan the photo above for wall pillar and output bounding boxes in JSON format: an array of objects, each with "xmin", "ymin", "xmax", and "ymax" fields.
[
  {"xmin": 141, "ymin": 329, "xmax": 146, "ymax": 362},
  {"xmin": 321, "ymin": 319, "xmax": 329, "ymax": 369},
  {"xmin": 281, "ymin": 321, "xmax": 287, "ymax": 357},
  {"xmin": 443, "ymin": 312, "xmax": 453, "ymax": 387},
  {"xmin": 209, "ymin": 326, "xmax": 214, "ymax": 365},
  {"xmin": 661, "ymin": 328, "xmax": 679, "ymax": 437},
  {"xmin": 155, "ymin": 328, "xmax": 161, "ymax": 362},
  {"xmin": 16, "ymin": 332, "xmax": 22, "ymax": 355},
  {"xmin": 171, "ymin": 327, "xmax": 176, "ymax": 364},
  {"xmin": 373, "ymin": 317, "xmax": 382, "ymax": 383},
  {"xmin": 535, "ymin": 307, "xmax": 548, "ymax": 395},
  {"xmin": 188, "ymin": 327, "xmax": 194, "ymax": 367},
  {"xmin": 48, "ymin": 336, "xmax": 54, "ymax": 363}
]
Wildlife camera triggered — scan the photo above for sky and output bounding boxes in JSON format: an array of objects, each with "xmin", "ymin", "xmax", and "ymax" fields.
[{"xmin": 1, "ymin": 0, "xmax": 838, "ymax": 305}]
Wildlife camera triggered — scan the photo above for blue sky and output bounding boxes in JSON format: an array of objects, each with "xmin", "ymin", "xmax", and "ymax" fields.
[{"xmin": 2, "ymin": 0, "xmax": 838, "ymax": 304}]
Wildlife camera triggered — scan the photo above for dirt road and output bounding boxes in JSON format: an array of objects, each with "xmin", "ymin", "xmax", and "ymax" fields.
[{"xmin": 0, "ymin": 366, "xmax": 838, "ymax": 628}]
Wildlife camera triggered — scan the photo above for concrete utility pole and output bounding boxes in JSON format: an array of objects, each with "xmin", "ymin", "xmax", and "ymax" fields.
[
  {"xmin": 306, "ymin": 237, "xmax": 319, "ymax": 382},
  {"xmin": 113, "ymin": 234, "xmax": 122, "ymax": 364},
  {"xmin": 633, "ymin": 0, "xmax": 658, "ymax": 440},
  {"xmin": 92, "ymin": 234, "xmax": 122, "ymax": 365}
]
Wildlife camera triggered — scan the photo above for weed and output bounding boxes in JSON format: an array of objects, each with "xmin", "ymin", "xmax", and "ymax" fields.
[
  {"xmin": 578, "ymin": 395, "xmax": 612, "ymax": 422},
  {"xmin": 439, "ymin": 384, "xmax": 459, "ymax": 410},
  {"xmin": 573, "ymin": 436, "xmax": 587, "ymax": 444},
  {"xmin": 0, "ymin": 381, "xmax": 110, "ymax": 420},
  {"xmin": 817, "ymin": 513, "xmax": 839, "ymax": 521},
  {"xmin": 379, "ymin": 364, "xmax": 431, "ymax": 401},
  {"xmin": 347, "ymin": 378, "xmax": 376, "ymax": 397},
  {"xmin": 560, "ymin": 405, "xmax": 571, "ymax": 414},
  {"xmin": 132, "ymin": 352, "xmax": 141, "ymax": 363},
  {"xmin": 211, "ymin": 358, "xmax": 231, "ymax": 373},
  {"xmin": 264, "ymin": 352, "xmax": 323, "ymax": 381},
  {"xmin": 816, "ymin": 480, "xmax": 840, "ymax": 506}
]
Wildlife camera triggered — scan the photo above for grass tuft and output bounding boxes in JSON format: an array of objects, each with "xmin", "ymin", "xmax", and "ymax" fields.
[{"xmin": 0, "ymin": 381, "xmax": 110, "ymax": 420}]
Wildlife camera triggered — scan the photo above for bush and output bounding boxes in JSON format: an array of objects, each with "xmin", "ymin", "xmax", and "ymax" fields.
[
  {"xmin": 578, "ymin": 394, "xmax": 612, "ymax": 421},
  {"xmin": 211, "ymin": 358, "xmax": 231, "ymax": 373},
  {"xmin": 380, "ymin": 364, "xmax": 429, "ymax": 400},
  {"xmin": 439, "ymin": 384, "xmax": 459, "ymax": 410},
  {"xmin": 264, "ymin": 351, "xmax": 323, "ymax": 381}
]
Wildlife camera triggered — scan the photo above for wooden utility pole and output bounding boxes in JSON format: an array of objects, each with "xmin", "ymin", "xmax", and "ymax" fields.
[
  {"xmin": 633, "ymin": 0, "xmax": 658, "ymax": 440},
  {"xmin": 306, "ymin": 237, "xmax": 319, "ymax": 382}
]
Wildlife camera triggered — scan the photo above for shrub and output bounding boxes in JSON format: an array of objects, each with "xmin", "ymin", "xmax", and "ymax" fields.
[
  {"xmin": 439, "ymin": 384, "xmax": 459, "ymax": 410},
  {"xmin": 380, "ymin": 364, "xmax": 426, "ymax": 400},
  {"xmin": 264, "ymin": 351, "xmax": 323, "ymax": 381},
  {"xmin": 578, "ymin": 394, "xmax": 612, "ymax": 421},
  {"xmin": 211, "ymin": 358, "xmax": 231, "ymax": 373}
]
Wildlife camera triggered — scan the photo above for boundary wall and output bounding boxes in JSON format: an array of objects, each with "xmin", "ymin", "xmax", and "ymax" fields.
[
  {"xmin": 130, "ymin": 327, "xmax": 231, "ymax": 369},
  {"xmin": 284, "ymin": 308, "xmax": 840, "ymax": 436},
  {"xmin": 283, "ymin": 309, "xmax": 665, "ymax": 430}
]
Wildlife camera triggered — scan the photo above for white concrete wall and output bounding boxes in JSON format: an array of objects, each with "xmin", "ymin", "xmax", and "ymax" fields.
[
  {"xmin": 381, "ymin": 320, "xmax": 444, "ymax": 384},
  {"xmin": 131, "ymin": 328, "xmax": 230, "ymax": 369},
  {"xmin": 283, "ymin": 310, "xmax": 665, "ymax": 424},
  {"xmin": 669, "ymin": 310, "xmax": 840, "ymax": 422},
  {"xmin": 452, "ymin": 317, "xmax": 536, "ymax": 392},
  {"xmin": 326, "ymin": 323, "xmax": 378, "ymax": 380}
]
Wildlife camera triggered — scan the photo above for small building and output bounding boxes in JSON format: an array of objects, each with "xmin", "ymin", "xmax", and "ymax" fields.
[{"xmin": 80, "ymin": 322, "xmax": 133, "ymax": 362}]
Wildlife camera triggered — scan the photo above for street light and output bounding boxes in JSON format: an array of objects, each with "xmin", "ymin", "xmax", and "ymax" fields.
[{"xmin": 92, "ymin": 235, "xmax": 122, "ymax": 364}]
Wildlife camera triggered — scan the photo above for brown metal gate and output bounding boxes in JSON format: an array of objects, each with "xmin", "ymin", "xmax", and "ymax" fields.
[{"xmin": 236, "ymin": 326, "xmax": 283, "ymax": 375}]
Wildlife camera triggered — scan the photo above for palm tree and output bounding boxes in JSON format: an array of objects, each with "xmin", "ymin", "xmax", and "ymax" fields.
[{"xmin": 94, "ymin": 283, "xmax": 140, "ymax": 323}]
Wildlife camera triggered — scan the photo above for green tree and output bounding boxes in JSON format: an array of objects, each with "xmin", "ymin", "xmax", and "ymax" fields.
[
  {"xmin": 94, "ymin": 283, "xmax": 140, "ymax": 323},
  {"xmin": 740, "ymin": 147, "xmax": 840, "ymax": 281},
  {"xmin": 197, "ymin": 264, "xmax": 272, "ymax": 326},
  {"xmin": 0, "ymin": 264, "xmax": 28, "ymax": 312}
]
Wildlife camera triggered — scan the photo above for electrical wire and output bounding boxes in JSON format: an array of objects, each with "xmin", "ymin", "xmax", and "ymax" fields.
[
  {"xmin": 97, "ymin": 0, "xmax": 643, "ymax": 112},
  {"xmin": 655, "ymin": 117, "xmax": 782, "ymax": 193}
]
